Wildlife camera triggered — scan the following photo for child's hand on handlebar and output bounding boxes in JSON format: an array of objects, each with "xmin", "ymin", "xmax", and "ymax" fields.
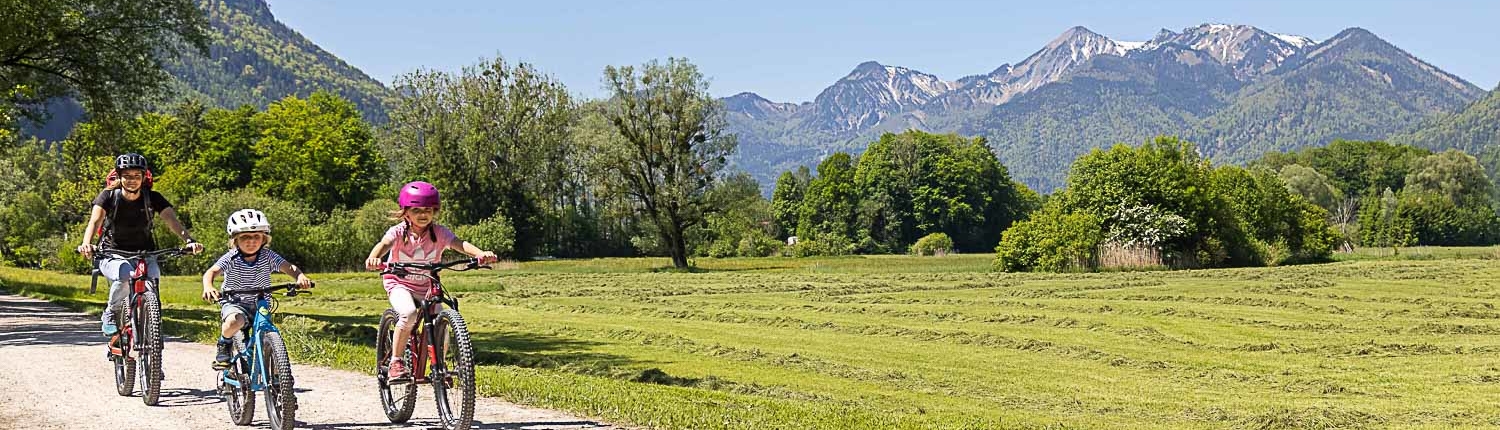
[
  {"xmin": 365, "ymin": 257, "xmax": 382, "ymax": 271},
  {"xmin": 202, "ymin": 286, "xmax": 221, "ymax": 302},
  {"xmin": 185, "ymin": 242, "xmax": 205, "ymax": 255},
  {"xmin": 476, "ymin": 251, "xmax": 498, "ymax": 265},
  {"xmin": 296, "ymin": 274, "xmax": 314, "ymax": 289}
]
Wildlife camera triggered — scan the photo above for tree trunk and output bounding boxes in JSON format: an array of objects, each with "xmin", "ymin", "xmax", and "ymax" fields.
[{"xmin": 667, "ymin": 224, "xmax": 689, "ymax": 268}]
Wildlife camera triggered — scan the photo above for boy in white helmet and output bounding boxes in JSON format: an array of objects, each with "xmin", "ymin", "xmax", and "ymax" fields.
[{"xmin": 201, "ymin": 209, "xmax": 313, "ymax": 369}]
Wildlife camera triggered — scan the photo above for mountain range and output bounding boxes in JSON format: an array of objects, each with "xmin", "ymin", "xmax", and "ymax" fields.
[
  {"xmin": 26, "ymin": 4, "xmax": 1498, "ymax": 195},
  {"xmin": 724, "ymin": 23, "xmax": 1491, "ymax": 192}
]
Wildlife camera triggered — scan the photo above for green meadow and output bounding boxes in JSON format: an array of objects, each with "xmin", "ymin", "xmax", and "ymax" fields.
[{"xmin": 6, "ymin": 251, "xmax": 1500, "ymax": 429}]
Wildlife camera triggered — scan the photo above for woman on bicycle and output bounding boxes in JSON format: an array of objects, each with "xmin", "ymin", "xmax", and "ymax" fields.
[
  {"xmin": 363, "ymin": 181, "xmax": 496, "ymax": 382},
  {"xmin": 201, "ymin": 209, "xmax": 314, "ymax": 369},
  {"xmin": 76, "ymin": 153, "xmax": 204, "ymax": 336}
]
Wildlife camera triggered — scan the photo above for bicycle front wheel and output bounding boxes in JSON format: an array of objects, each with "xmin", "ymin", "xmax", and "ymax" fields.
[
  {"xmin": 138, "ymin": 288, "xmax": 164, "ymax": 406},
  {"xmin": 431, "ymin": 309, "xmax": 476, "ymax": 430},
  {"xmin": 262, "ymin": 331, "xmax": 297, "ymax": 430}
]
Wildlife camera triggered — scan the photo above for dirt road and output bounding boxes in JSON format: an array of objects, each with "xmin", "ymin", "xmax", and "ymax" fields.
[{"xmin": 0, "ymin": 292, "xmax": 624, "ymax": 430}]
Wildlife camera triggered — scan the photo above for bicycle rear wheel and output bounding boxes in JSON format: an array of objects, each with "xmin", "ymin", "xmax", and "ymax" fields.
[
  {"xmin": 375, "ymin": 309, "xmax": 416, "ymax": 423},
  {"xmin": 431, "ymin": 309, "xmax": 476, "ymax": 430},
  {"xmin": 112, "ymin": 306, "xmax": 134, "ymax": 397},
  {"xmin": 222, "ymin": 337, "xmax": 255, "ymax": 426}
]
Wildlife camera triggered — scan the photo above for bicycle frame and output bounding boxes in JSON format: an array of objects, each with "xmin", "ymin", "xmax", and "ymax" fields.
[
  {"xmin": 220, "ymin": 294, "xmax": 281, "ymax": 392},
  {"xmin": 408, "ymin": 288, "xmax": 461, "ymax": 384},
  {"xmin": 92, "ymin": 252, "xmax": 165, "ymax": 358},
  {"xmin": 382, "ymin": 260, "xmax": 476, "ymax": 385}
]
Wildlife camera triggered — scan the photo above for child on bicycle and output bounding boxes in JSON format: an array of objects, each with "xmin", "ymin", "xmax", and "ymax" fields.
[
  {"xmin": 363, "ymin": 181, "xmax": 496, "ymax": 382},
  {"xmin": 202, "ymin": 209, "xmax": 313, "ymax": 369}
]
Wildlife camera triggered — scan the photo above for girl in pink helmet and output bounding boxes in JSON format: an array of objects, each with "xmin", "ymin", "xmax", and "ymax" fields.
[{"xmin": 363, "ymin": 181, "xmax": 497, "ymax": 382}]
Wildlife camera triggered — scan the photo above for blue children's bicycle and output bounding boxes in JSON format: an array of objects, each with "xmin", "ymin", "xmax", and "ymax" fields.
[{"xmin": 217, "ymin": 281, "xmax": 313, "ymax": 430}]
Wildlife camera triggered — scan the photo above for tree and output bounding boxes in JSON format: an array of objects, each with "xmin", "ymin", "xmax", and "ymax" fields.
[
  {"xmin": 854, "ymin": 131, "xmax": 1027, "ymax": 253},
  {"xmin": 770, "ymin": 166, "xmax": 810, "ymax": 239},
  {"xmin": 382, "ymin": 56, "xmax": 575, "ymax": 257},
  {"xmin": 798, "ymin": 152, "xmax": 858, "ymax": 248},
  {"xmin": 1062, "ymin": 136, "xmax": 1252, "ymax": 267},
  {"xmin": 0, "ymin": 0, "xmax": 209, "ymax": 123},
  {"xmin": 1405, "ymin": 149, "xmax": 1494, "ymax": 208},
  {"xmin": 994, "ymin": 200, "xmax": 1105, "ymax": 272},
  {"xmin": 1278, "ymin": 164, "xmax": 1344, "ymax": 214},
  {"xmin": 1301, "ymin": 140, "xmax": 1429, "ymax": 198},
  {"xmin": 253, "ymin": 91, "xmax": 387, "ymax": 212},
  {"xmin": 591, "ymin": 58, "xmax": 737, "ymax": 268},
  {"xmin": 697, "ymin": 172, "xmax": 776, "ymax": 257}
]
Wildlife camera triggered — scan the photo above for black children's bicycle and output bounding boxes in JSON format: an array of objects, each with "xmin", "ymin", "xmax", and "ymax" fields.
[
  {"xmin": 375, "ymin": 258, "xmax": 488, "ymax": 430},
  {"xmin": 90, "ymin": 247, "xmax": 190, "ymax": 406}
]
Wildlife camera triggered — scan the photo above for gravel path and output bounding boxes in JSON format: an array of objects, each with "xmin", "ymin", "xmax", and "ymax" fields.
[{"xmin": 0, "ymin": 292, "xmax": 624, "ymax": 430}]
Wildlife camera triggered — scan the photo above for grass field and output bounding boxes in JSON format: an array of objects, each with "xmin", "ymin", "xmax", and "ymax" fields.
[{"xmin": 5, "ymin": 250, "xmax": 1500, "ymax": 429}]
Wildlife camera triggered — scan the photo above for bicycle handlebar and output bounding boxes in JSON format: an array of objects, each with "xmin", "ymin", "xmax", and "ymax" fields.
[
  {"xmin": 216, "ymin": 282, "xmax": 316, "ymax": 300},
  {"xmin": 88, "ymin": 247, "xmax": 192, "ymax": 294},
  {"xmin": 94, "ymin": 247, "xmax": 192, "ymax": 261},
  {"xmin": 379, "ymin": 258, "xmax": 490, "ymax": 276}
]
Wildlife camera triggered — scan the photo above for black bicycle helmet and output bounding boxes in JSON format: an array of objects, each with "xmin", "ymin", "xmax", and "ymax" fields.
[{"xmin": 115, "ymin": 153, "xmax": 148, "ymax": 171}]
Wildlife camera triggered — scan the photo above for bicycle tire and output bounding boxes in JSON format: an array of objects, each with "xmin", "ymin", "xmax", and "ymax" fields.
[
  {"xmin": 224, "ymin": 337, "xmax": 256, "ymax": 426},
  {"xmin": 431, "ymin": 309, "xmax": 476, "ymax": 430},
  {"xmin": 112, "ymin": 306, "xmax": 135, "ymax": 397},
  {"xmin": 263, "ymin": 331, "xmax": 297, "ymax": 430},
  {"xmin": 376, "ymin": 309, "xmax": 416, "ymax": 423},
  {"xmin": 139, "ymin": 288, "xmax": 164, "ymax": 406}
]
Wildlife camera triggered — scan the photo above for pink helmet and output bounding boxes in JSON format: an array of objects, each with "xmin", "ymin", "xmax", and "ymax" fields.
[{"xmin": 398, "ymin": 181, "xmax": 441, "ymax": 209}]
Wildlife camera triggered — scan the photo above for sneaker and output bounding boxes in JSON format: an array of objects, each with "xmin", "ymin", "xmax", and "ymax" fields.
[
  {"xmin": 387, "ymin": 358, "xmax": 411, "ymax": 383},
  {"xmin": 101, "ymin": 321, "xmax": 118, "ymax": 337},
  {"xmin": 213, "ymin": 338, "xmax": 233, "ymax": 370}
]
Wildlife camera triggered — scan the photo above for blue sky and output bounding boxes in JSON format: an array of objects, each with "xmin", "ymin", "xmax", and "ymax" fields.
[{"xmin": 268, "ymin": 0, "xmax": 1499, "ymax": 102}]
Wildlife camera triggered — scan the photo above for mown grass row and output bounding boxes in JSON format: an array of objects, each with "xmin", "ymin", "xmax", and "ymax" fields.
[{"xmin": 4, "ymin": 250, "xmax": 1500, "ymax": 428}]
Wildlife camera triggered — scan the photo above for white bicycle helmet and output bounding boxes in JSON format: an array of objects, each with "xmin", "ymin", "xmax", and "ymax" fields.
[{"xmin": 226, "ymin": 209, "xmax": 272, "ymax": 235}]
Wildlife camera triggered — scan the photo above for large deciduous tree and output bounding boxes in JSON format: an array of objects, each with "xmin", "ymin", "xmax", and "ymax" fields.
[
  {"xmin": 592, "ymin": 58, "xmax": 736, "ymax": 268},
  {"xmin": 253, "ymin": 91, "xmax": 387, "ymax": 213},
  {"xmin": 382, "ymin": 56, "xmax": 575, "ymax": 257}
]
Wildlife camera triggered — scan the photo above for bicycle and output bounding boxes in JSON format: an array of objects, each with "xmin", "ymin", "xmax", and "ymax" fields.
[
  {"xmin": 217, "ymin": 281, "xmax": 314, "ymax": 430},
  {"xmin": 375, "ymin": 258, "xmax": 489, "ymax": 430},
  {"xmin": 89, "ymin": 247, "xmax": 191, "ymax": 406}
]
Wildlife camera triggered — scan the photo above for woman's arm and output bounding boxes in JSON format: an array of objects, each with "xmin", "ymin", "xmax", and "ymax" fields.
[
  {"xmin": 158, "ymin": 207, "xmax": 204, "ymax": 254},
  {"xmin": 76, "ymin": 205, "xmax": 106, "ymax": 259}
]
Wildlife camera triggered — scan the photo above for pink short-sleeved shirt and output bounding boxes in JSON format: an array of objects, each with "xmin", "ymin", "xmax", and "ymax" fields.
[{"xmin": 381, "ymin": 223, "xmax": 458, "ymax": 294}]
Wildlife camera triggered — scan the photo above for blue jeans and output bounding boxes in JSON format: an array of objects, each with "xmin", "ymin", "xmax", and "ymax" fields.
[{"xmin": 98, "ymin": 256, "xmax": 160, "ymax": 325}]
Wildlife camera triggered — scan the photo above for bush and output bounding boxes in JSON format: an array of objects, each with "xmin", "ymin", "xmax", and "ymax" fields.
[
  {"xmin": 736, "ymin": 230, "xmax": 782, "ymax": 257},
  {"xmin": 787, "ymin": 234, "xmax": 855, "ymax": 257},
  {"xmin": 49, "ymin": 226, "xmax": 94, "ymax": 274},
  {"xmin": 453, "ymin": 212, "xmax": 516, "ymax": 258},
  {"xmin": 994, "ymin": 207, "xmax": 1104, "ymax": 272},
  {"xmin": 909, "ymin": 233, "xmax": 954, "ymax": 256},
  {"xmin": 175, "ymin": 189, "xmax": 317, "ymax": 274}
]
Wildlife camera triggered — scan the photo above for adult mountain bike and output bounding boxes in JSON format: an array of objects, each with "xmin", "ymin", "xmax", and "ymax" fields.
[{"xmin": 90, "ymin": 247, "xmax": 190, "ymax": 406}]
